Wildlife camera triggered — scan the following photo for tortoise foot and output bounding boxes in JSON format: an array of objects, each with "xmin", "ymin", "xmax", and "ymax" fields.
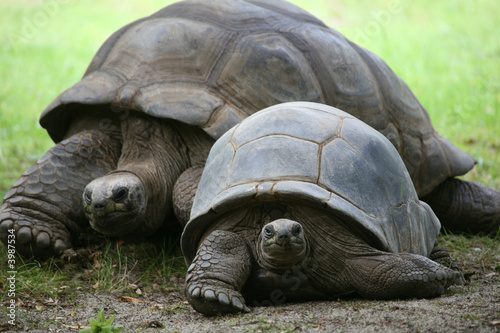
[
  {"xmin": 0, "ymin": 205, "xmax": 72, "ymax": 258},
  {"xmin": 186, "ymin": 275, "xmax": 250, "ymax": 315}
]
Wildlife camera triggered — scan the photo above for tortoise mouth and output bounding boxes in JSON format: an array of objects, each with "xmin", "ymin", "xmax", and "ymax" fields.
[
  {"xmin": 263, "ymin": 239, "xmax": 305, "ymax": 253},
  {"xmin": 259, "ymin": 238, "xmax": 309, "ymax": 272},
  {"xmin": 88, "ymin": 211, "xmax": 140, "ymax": 236}
]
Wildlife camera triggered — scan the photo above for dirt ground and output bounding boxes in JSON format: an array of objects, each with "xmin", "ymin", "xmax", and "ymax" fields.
[{"xmin": 2, "ymin": 268, "xmax": 499, "ymax": 332}]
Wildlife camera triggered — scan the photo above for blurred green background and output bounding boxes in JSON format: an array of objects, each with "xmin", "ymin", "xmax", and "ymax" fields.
[{"xmin": 1, "ymin": 0, "xmax": 499, "ymax": 199}]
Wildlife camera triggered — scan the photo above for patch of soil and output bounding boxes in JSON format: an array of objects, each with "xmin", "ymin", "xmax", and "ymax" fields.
[
  {"xmin": 3, "ymin": 272, "xmax": 499, "ymax": 332},
  {"xmin": 2, "ymin": 234, "xmax": 499, "ymax": 332}
]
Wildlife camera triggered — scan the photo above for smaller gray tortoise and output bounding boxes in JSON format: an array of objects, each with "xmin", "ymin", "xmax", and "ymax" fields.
[{"xmin": 181, "ymin": 102, "xmax": 463, "ymax": 316}]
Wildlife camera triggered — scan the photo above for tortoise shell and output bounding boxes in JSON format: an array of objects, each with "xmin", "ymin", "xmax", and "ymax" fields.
[
  {"xmin": 40, "ymin": 0, "xmax": 474, "ymax": 196},
  {"xmin": 181, "ymin": 102, "xmax": 441, "ymax": 262}
]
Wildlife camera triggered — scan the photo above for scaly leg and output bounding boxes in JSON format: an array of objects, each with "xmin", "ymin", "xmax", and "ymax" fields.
[
  {"xmin": 185, "ymin": 230, "xmax": 252, "ymax": 315},
  {"xmin": 344, "ymin": 252, "xmax": 462, "ymax": 299},
  {"xmin": 0, "ymin": 130, "xmax": 121, "ymax": 258},
  {"xmin": 172, "ymin": 166, "xmax": 204, "ymax": 226},
  {"xmin": 422, "ymin": 178, "xmax": 500, "ymax": 235}
]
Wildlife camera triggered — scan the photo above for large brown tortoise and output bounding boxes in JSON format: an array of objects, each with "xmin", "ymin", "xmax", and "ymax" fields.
[
  {"xmin": 182, "ymin": 102, "xmax": 464, "ymax": 315},
  {"xmin": 0, "ymin": 0, "xmax": 498, "ymax": 258}
]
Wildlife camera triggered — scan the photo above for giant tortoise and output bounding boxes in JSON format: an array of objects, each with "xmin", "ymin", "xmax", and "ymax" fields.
[
  {"xmin": 182, "ymin": 102, "xmax": 464, "ymax": 315},
  {"xmin": 1, "ymin": 0, "xmax": 498, "ymax": 258}
]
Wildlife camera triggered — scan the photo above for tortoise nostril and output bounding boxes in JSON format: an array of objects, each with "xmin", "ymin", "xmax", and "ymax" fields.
[
  {"xmin": 278, "ymin": 233, "xmax": 290, "ymax": 244},
  {"xmin": 94, "ymin": 203, "xmax": 105, "ymax": 210},
  {"xmin": 92, "ymin": 198, "xmax": 108, "ymax": 212}
]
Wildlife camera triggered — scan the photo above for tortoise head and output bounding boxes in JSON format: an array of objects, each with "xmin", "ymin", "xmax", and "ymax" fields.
[
  {"xmin": 83, "ymin": 172, "xmax": 147, "ymax": 236},
  {"xmin": 257, "ymin": 219, "xmax": 310, "ymax": 272}
]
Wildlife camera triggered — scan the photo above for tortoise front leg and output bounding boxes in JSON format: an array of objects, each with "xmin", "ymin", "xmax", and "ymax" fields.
[
  {"xmin": 185, "ymin": 230, "xmax": 252, "ymax": 315},
  {"xmin": 0, "ymin": 130, "xmax": 121, "ymax": 258},
  {"xmin": 344, "ymin": 252, "xmax": 462, "ymax": 300}
]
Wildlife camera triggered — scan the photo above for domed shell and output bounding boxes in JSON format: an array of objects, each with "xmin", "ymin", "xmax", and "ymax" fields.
[
  {"xmin": 182, "ymin": 102, "xmax": 441, "ymax": 263},
  {"xmin": 40, "ymin": 0, "xmax": 474, "ymax": 196}
]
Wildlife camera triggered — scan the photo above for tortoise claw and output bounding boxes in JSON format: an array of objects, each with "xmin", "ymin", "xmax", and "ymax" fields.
[
  {"xmin": 185, "ymin": 281, "xmax": 250, "ymax": 316},
  {"xmin": 0, "ymin": 219, "xmax": 14, "ymax": 235},
  {"xmin": 36, "ymin": 232, "xmax": 51, "ymax": 248},
  {"xmin": 54, "ymin": 239, "xmax": 69, "ymax": 254},
  {"xmin": 18, "ymin": 226, "xmax": 33, "ymax": 244},
  {"xmin": 192, "ymin": 287, "xmax": 201, "ymax": 298},
  {"xmin": 204, "ymin": 289, "xmax": 217, "ymax": 301},
  {"xmin": 218, "ymin": 292, "xmax": 230, "ymax": 306},
  {"xmin": 232, "ymin": 296, "xmax": 250, "ymax": 312}
]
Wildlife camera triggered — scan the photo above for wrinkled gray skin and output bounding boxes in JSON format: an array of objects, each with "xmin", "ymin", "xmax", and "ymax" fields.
[
  {"xmin": 1, "ymin": 0, "xmax": 499, "ymax": 258},
  {"xmin": 181, "ymin": 102, "xmax": 464, "ymax": 316}
]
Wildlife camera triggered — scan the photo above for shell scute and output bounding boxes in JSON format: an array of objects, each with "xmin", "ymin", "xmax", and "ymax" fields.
[
  {"xmin": 215, "ymin": 33, "xmax": 323, "ymax": 111},
  {"xmin": 230, "ymin": 136, "xmax": 319, "ymax": 186},
  {"xmin": 231, "ymin": 106, "xmax": 343, "ymax": 147},
  {"xmin": 319, "ymin": 138, "xmax": 389, "ymax": 217},
  {"xmin": 340, "ymin": 118, "xmax": 414, "ymax": 207}
]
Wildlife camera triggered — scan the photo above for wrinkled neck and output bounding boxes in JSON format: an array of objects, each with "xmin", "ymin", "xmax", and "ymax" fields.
[{"xmin": 117, "ymin": 113, "xmax": 190, "ymax": 227}]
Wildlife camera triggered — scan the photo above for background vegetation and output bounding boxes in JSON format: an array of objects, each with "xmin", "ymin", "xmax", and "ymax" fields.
[{"xmin": 0, "ymin": 0, "xmax": 499, "ymax": 329}]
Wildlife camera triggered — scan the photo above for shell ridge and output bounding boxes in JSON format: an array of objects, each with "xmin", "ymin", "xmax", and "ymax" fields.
[
  {"xmin": 299, "ymin": 105, "xmax": 355, "ymax": 120},
  {"xmin": 277, "ymin": 29, "xmax": 332, "ymax": 104},
  {"xmin": 312, "ymin": 182, "xmax": 385, "ymax": 218},
  {"xmin": 157, "ymin": 0, "xmax": 279, "ymax": 34},
  {"xmin": 236, "ymin": 133, "xmax": 321, "ymax": 149},
  {"xmin": 316, "ymin": 145, "xmax": 323, "ymax": 185},
  {"xmin": 206, "ymin": 30, "xmax": 240, "ymax": 87},
  {"xmin": 247, "ymin": 0, "xmax": 329, "ymax": 29},
  {"xmin": 228, "ymin": 135, "xmax": 238, "ymax": 188}
]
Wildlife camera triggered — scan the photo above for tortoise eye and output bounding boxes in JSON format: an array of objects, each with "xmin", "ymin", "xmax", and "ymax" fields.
[
  {"xmin": 113, "ymin": 187, "xmax": 129, "ymax": 203},
  {"xmin": 263, "ymin": 225, "xmax": 274, "ymax": 238},
  {"xmin": 291, "ymin": 224, "xmax": 302, "ymax": 236},
  {"xmin": 83, "ymin": 190, "xmax": 92, "ymax": 205}
]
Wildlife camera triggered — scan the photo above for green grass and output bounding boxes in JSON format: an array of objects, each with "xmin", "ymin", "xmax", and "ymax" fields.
[
  {"xmin": 0, "ymin": 0, "xmax": 499, "ymax": 312},
  {"xmin": 0, "ymin": 237, "xmax": 186, "ymax": 305}
]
